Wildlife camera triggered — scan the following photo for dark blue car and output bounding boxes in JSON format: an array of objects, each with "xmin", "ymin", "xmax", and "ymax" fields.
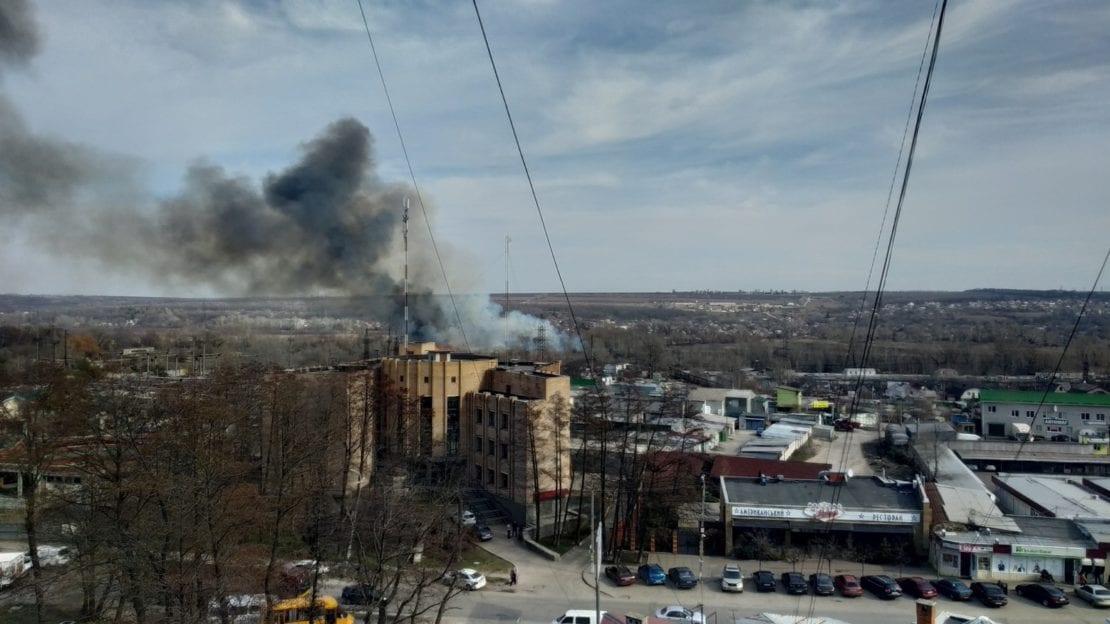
[
  {"xmin": 637, "ymin": 563, "xmax": 666, "ymax": 585},
  {"xmin": 668, "ymin": 566, "xmax": 698, "ymax": 589},
  {"xmin": 934, "ymin": 578, "xmax": 972, "ymax": 601}
]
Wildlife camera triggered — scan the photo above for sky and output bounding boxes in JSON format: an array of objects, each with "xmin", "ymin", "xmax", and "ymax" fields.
[{"xmin": 1, "ymin": 0, "xmax": 1109, "ymax": 297}]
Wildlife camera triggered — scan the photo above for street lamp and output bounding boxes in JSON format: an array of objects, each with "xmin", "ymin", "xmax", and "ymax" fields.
[
  {"xmin": 345, "ymin": 468, "xmax": 366, "ymax": 562},
  {"xmin": 698, "ymin": 473, "xmax": 705, "ymax": 621}
]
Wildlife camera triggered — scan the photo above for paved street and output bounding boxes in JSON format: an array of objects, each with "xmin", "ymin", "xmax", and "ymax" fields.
[{"xmin": 467, "ymin": 531, "xmax": 1110, "ymax": 624}]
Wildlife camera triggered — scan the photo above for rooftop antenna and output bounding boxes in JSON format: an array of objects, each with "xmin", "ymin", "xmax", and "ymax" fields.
[
  {"xmin": 403, "ymin": 197, "xmax": 410, "ymax": 355},
  {"xmin": 504, "ymin": 234, "xmax": 511, "ymax": 313}
]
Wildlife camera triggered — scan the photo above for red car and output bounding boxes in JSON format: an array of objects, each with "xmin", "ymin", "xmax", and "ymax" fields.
[
  {"xmin": 834, "ymin": 574, "xmax": 863, "ymax": 597},
  {"xmin": 833, "ymin": 419, "xmax": 861, "ymax": 432},
  {"xmin": 604, "ymin": 565, "xmax": 636, "ymax": 586},
  {"xmin": 897, "ymin": 577, "xmax": 938, "ymax": 599}
]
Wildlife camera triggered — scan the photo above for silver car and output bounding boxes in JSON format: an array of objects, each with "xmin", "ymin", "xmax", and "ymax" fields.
[
  {"xmin": 721, "ymin": 564, "xmax": 744, "ymax": 592},
  {"xmin": 1076, "ymin": 584, "xmax": 1110, "ymax": 608}
]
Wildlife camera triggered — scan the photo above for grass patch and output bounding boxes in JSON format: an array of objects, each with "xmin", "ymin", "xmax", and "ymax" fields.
[{"xmin": 461, "ymin": 544, "xmax": 513, "ymax": 575}]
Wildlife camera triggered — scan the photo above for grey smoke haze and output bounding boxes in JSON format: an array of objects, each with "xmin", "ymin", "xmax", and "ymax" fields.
[{"xmin": 0, "ymin": 0, "xmax": 569, "ymax": 352}]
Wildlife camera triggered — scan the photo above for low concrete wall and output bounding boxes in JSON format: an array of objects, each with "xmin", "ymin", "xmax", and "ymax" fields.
[{"xmin": 523, "ymin": 528, "xmax": 560, "ymax": 561}]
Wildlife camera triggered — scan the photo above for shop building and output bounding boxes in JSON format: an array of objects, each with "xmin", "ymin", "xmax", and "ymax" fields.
[
  {"xmin": 721, "ymin": 472, "xmax": 925, "ymax": 556},
  {"xmin": 931, "ymin": 516, "xmax": 1095, "ymax": 583}
]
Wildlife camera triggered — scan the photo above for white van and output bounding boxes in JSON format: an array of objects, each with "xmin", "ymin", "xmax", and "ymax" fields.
[
  {"xmin": 551, "ymin": 610, "xmax": 607, "ymax": 624},
  {"xmin": 0, "ymin": 552, "xmax": 32, "ymax": 588}
]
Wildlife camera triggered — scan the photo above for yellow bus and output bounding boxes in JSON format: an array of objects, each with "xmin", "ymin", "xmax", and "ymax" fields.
[{"xmin": 264, "ymin": 594, "xmax": 353, "ymax": 624}]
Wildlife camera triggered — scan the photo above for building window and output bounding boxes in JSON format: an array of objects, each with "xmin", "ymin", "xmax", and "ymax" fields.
[
  {"xmin": 487, "ymin": 440, "xmax": 494, "ymax": 456},
  {"xmin": 1098, "ymin": 414, "xmax": 1106, "ymax": 421},
  {"xmin": 1082, "ymin": 412, "xmax": 1091, "ymax": 421},
  {"xmin": 488, "ymin": 410, "xmax": 495, "ymax": 426},
  {"xmin": 400, "ymin": 375, "xmax": 404, "ymax": 382},
  {"xmin": 500, "ymin": 443, "xmax": 508, "ymax": 460},
  {"xmin": 475, "ymin": 436, "xmax": 482, "ymax": 453},
  {"xmin": 475, "ymin": 464, "xmax": 482, "ymax": 481},
  {"xmin": 1025, "ymin": 410, "xmax": 1035, "ymax": 418},
  {"xmin": 475, "ymin": 409, "xmax": 482, "ymax": 424},
  {"xmin": 487, "ymin": 468, "xmax": 495, "ymax": 485},
  {"xmin": 1010, "ymin": 410, "xmax": 1019, "ymax": 417},
  {"xmin": 977, "ymin": 557, "xmax": 991, "ymax": 571},
  {"xmin": 501, "ymin": 414, "xmax": 508, "ymax": 430},
  {"xmin": 987, "ymin": 405, "xmax": 997, "ymax": 413},
  {"xmin": 500, "ymin": 472, "xmax": 509, "ymax": 489},
  {"xmin": 423, "ymin": 376, "xmax": 429, "ymax": 383},
  {"xmin": 942, "ymin": 552, "xmax": 958, "ymax": 568},
  {"xmin": 451, "ymin": 376, "xmax": 457, "ymax": 383}
]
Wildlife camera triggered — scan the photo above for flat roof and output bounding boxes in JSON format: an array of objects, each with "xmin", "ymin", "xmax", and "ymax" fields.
[
  {"xmin": 979, "ymin": 390, "xmax": 1110, "ymax": 407},
  {"xmin": 932, "ymin": 483, "xmax": 1019, "ymax": 533},
  {"xmin": 722, "ymin": 475, "xmax": 919, "ymax": 512},
  {"xmin": 995, "ymin": 474, "xmax": 1110, "ymax": 519}
]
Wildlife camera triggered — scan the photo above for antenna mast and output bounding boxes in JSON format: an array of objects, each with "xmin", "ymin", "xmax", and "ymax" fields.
[
  {"xmin": 504, "ymin": 234, "xmax": 511, "ymax": 313},
  {"xmin": 403, "ymin": 197, "xmax": 410, "ymax": 354}
]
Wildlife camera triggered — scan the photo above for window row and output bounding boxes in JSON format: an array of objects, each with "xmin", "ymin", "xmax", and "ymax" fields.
[
  {"xmin": 474, "ymin": 464, "xmax": 510, "ymax": 489},
  {"xmin": 475, "ymin": 408, "xmax": 510, "ymax": 429},
  {"xmin": 473, "ymin": 436, "xmax": 510, "ymax": 459}
]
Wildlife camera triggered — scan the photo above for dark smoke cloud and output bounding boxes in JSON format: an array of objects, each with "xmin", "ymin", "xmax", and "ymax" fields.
[
  {"xmin": 0, "ymin": 0, "xmax": 39, "ymax": 69},
  {"xmin": 0, "ymin": 1, "xmax": 567, "ymax": 351}
]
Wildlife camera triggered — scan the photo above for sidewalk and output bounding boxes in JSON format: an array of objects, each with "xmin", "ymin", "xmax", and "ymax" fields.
[{"xmin": 478, "ymin": 529, "xmax": 595, "ymax": 600}]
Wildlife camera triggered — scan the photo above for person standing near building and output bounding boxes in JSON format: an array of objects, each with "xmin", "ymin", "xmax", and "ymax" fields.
[{"xmin": 510, "ymin": 568, "xmax": 518, "ymax": 586}]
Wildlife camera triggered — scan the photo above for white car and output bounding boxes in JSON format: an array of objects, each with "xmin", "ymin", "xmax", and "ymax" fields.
[
  {"xmin": 721, "ymin": 564, "xmax": 744, "ymax": 592},
  {"xmin": 443, "ymin": 568, "xmax": 486, "ymax": 590},
  {"xmin": 655, "ymin": 605, "xmax": 706, "ymax": 624},
  {"xmin": 453, "ymin": 510, "xmax": 477, "ymax": 527},
  {"xmin": 1077, "ymin": 584, "xmax": 1110, "ymax": 608}
]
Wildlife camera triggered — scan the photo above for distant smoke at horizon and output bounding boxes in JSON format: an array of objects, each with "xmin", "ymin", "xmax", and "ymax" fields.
[{"xmin": 0, "ymin": 0, "xmax": 571, "ymax": 353}]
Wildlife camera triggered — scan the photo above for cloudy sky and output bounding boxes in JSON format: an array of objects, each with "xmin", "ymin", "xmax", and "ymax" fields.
[{"xmin": 2, "ymin": 0, "xmax": 1108, "ymax": 297}]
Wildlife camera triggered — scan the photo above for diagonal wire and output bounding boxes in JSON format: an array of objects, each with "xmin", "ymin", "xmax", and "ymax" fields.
[
  {"xmin": 470, "ymin": 0, "xmax": 598, "ymax": 380},
  {"xmin": 355, "ymin": 0, "xmax": 471, "ymax": 352}
]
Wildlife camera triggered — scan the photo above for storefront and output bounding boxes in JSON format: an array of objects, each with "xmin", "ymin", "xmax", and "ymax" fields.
[
  {"xmin": 933, "ymin": 531, "xmax": 1091, "ymax": 583},
  {"xmin": 721, "ymin": 475, "xmax": 924, "ymax": 556}
]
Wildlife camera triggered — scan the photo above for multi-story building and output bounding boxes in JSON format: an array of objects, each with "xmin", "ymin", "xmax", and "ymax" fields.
[
  {"xmin": 374, "ymin": 342, "xmax": 572, "ymax": 528},
  {"xmin": 979, "ymin": 390, "xmax": 1110, "ymax": 440}
]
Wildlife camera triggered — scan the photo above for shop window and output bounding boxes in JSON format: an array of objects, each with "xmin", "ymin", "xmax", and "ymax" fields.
[
  {"xmin": 977, "ymin": 557, "xmax": 991, "ymax": 571},
  {"xmin": 942, "ymin": 553, "xmax": 958, "ymax": 568}
]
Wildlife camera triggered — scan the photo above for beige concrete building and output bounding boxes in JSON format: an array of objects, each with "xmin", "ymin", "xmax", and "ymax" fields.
[{"xmin": 374, "ymin": 343, "xmax": 572, "ymax": 526}]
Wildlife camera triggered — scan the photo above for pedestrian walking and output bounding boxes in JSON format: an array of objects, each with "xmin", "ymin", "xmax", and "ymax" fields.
[{"xmin": 509, "ymin": 568, "xmax": 518, "ymax": 586}]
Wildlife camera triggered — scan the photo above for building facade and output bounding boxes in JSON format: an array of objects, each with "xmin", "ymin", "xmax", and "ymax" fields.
[{"xmin": 979, "ymin": 390, "xmax": 1110, "ymax": 440}]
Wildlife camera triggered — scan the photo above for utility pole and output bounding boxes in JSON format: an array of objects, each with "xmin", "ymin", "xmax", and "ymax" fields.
[
  {"xmin": 698, "ymin": 472, "xmax": 706, "ymax": 622},
  {"xmin": 402, "ymin": 198, "xmax": 410, "ymax": 354},
  {"xmin": 591, "ymin": 491, "xmax": 600, "ymax": 624}
]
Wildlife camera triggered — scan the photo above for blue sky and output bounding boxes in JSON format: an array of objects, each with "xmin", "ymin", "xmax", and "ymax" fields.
[{"xmin": 2, "ymin": 0, "xmax": 1109, "ymax": 296}]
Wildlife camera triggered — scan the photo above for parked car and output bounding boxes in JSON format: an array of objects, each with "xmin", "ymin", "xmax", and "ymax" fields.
[
  {"xmin": 1049, "ymin": 434, "xmax": 1071, "ymax": 442},
  {"xmin": 753, "ymin": 570, "xmax": 777, "ymax": 592},
  {"xmin": 721, "ymin": 564, "xmax": 744, "ymax": 592},
  {"xmin": 897, "ymin": 577, "xmax": 938, "ymax": 599},
  {"xmin": 476, "ymin": 525, "xmax": 493, "ymax": 541},
  {"xmin": 604, "ymin": 565, "xmax": 636, "ymax": 587},
  {"xmin": 861, "ymin": 575, "xmax": 902, "ymax": 600},
  {"xmin": 637, "ymin": 563, "xmax": 666, "ymax": 586},
  {"xmin": 655, "ymin": 605, "xmax": 706, "ymax": 624},
  {"xmin": 340, "ymin": 584, "xmax": 386, "ymax": 605},
  {"xmin": 551, "ymin": 609, "xmax": 606, "ymax": 624},
  {"xmin": 970, "ymin": 582, "xmax": 1008, "ymax": 607},
  {"xmin": 442, "ymin": 568, "xmax": 486, "ymax": 590},
  {"xmin": 933, "ymin": 578, "xmax": 972, "ymax": 601},
  {"xmin": 834, "ymin": 419, "xmax": 860, "ymax": 431},
  {"xmin": 809, "ymin": 573, "xmax": 835, "ymax": 596},
  {"xmin": 1076, "ymin": 584, "xmax": 1110, "ymax": 608},
  {"xmin": 781, "ymin": 572, "xmax": 807, "ymax": 595},
  {"xmin": 834, "ymin": 574, "xmax": 863, "ymax": 597},
  {"xmin": 1015, "ymin": 583, "xmax": 1069, "ymax": 607},
  {"xmin": 453, "ymin": 510, "xmax": 477, "ymax": 527},
  {"xmin": 667, "ymin": 566, "xmax": 698, "ymax": 589}
]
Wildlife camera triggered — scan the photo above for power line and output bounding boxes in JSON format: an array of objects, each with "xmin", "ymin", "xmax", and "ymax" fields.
[
  {"xmin": 806, "ymin": 1, "xmax": 949, "ymax": 620},
  {"xmin": 470, "ymin": 0, "xmax": 597, "ymax": 380},
  {"xmin": 355, "ymin": 0, "xmax": 472, "ymax": 353}
]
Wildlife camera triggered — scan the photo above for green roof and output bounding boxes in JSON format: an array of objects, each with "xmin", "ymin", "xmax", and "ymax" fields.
[
  {"xmin": 571, "ymin": 378, "xmax": 596, "ymax": 388},
  {"xmin": 979, "ymin": 389, "xmax": 1110, "ymax": 408}
]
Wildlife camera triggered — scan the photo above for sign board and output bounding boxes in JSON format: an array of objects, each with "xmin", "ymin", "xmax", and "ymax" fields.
[
  {"xmin": 958, "ymin": 543, "xmax": 993, "ymax": 553},
  {"xmin": 1012, "ymin": 544, "xmax": 1086, "ymax": 558},
  {"xmin": 731, "ymin": 505, "xmax": 920, "ymax": 524},
  {"xmin": 1043, "ymin": 418, "xmax": 1069, "ymax": 426}
]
